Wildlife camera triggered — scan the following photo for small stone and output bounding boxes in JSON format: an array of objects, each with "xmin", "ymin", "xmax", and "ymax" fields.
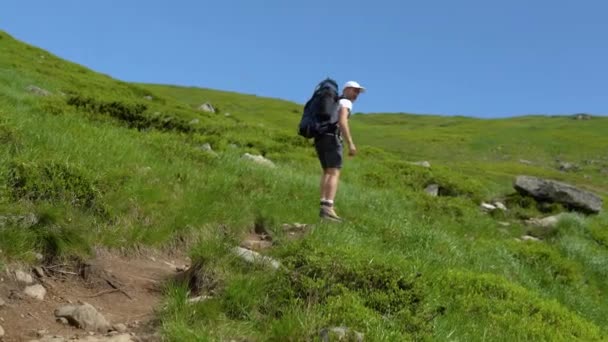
[
  {"xmin": 189, "ymin": 119, "xmax": 200, "ymax": 125},
  {"xmin": 233, "ymin": 246, "xmax": 280, "ymax": 270},
  {"xmin": 26, "ymin": 85, "xmax": 51, "ymax": 96},
  {"xmin": 0, "ymin": 297, "xmax": 5, "ymax": 307},
  {"xmin": 187, "ymin": 295, "xmax": 212, "ymax": 304},
  {"xmin": 240, "ymin": 239, "xmax": 273, "ymax": 251},
  {"xmin": 494, "ymin": 202, "xmax": 507, "ymax": 211},
  {"xmin": 521, "ymin": 235, "xmax": 541, "ymax": 242},
  {"xmin": 35, "ymin": 253, "xmax": 44, "ymax": 261},
  {"xmin": 410, "ymin": 161, "xmax": 431, "ymax": 168},
  {"xmin": 55, "ymin": 303, "xmax": 111, "ymax": 333},
  {"xmin": 519, "ymin": 159, "xmax": 533, "ymax": 165},
  {"xmin": 33, "ymin": 266, "xmax": 45, "ymax": 278},
  {"xmin": 15, "ymin": 270, "xmax": 34, "ymax": 284},
  {"xmin": 143, "ymin": 95, "xmax": 153, "ymax": 100},
  {"xmin": 57, "ymin": 317, "xmax": 69, "ymax": 324},
  {"xmin": 424, "ymin": 184, "xmax": 439, "ymax": 197},
  {"xmin": 0, "ymin": 324, "xmax": 4, "ymax": 338},
  {"xmin": 242, "ymin": 153, "xmax": 276, "ymax": 168},
  {"xmin": 112, "ymin": 323, "xmax": 128, "ymax": 333},
  {"xmin": 198, "ymin": 102, "xmax": 215, "ymax": 113},
  {"xmin": 38, "ymin": 329, "xmax": 49, "ymax": 337},
  {"xmin": 24, "ymin": 284, "xmax": 46, "ymax": 300},
  {"xmin": 497, "ymin": 221, "xmax": 511, "ymax": 227},
  {"xmin": 481, "ymin": 202, "xmax": 497, "ymax": 211}
]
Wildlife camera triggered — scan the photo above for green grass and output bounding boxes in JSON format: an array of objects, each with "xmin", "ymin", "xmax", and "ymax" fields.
[{"xmin": 1, "ymin": 29, "xmax": 608, "ymax": 341}]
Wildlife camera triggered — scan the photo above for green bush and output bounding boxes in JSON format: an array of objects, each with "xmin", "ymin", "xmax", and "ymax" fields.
[{"xmin": 7, "ymin": 160, "xmax": 105, "ymax": 215}]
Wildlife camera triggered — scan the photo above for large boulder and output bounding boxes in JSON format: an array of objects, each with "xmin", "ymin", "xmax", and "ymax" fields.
[{"xmin": 514, "ymin": 175, "xmax": 602, "ymax": 214}]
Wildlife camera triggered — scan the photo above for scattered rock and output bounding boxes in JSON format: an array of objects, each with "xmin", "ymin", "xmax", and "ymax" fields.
[
  {"xmin": 24, "ymin": 284, "xmax": 46, "ymax": 300},
  {"xmin": 240, "ymin": 239, "xmax": 273, "ymax": 251},
  {"xmin": 33, "ymin": 266, "xmax": 46, "ymax": 278},
  {"xmin": 26, "ymin": 85, "xmax": 51, "ymax": 96},
  {"xmin": 35, "ymin": 253, "xmax": 45, "ymax": 261},
  {"xmin": 497, "ymin": 221, "xmax": 511, "ymax": 227},
  {"xmin": 0, "ymin": 324, "xmax": 4, "ymax": 338},
  {"xmin": 187, "ymin": 295, "xmax": 212, "ymax": 304},
  {"xmin": 57, "ymin": 317, "xmax": 69, "ymax": 324},
  {"xmin": 32, "ymin": 334, "xmax": 134, "ymax": 342},
  {"xmin": 558, "ymin": 161, "xmax": 579, "ymax": 172},
  {"xmin": 481, "ymin": 202, "xmax": 497, "ymax": 211},
  {"xmin": 143, "ymin": 95, "xmax": 153, "ymax": 100},
  {"xmin": 232, "ymin": 247, "xmax": 280, "ymax": 270},
  {"xmin": 0, "ymin": 213, "xmax": 39, "ymax": 229},
  {"xmin": 494, "ymin": 202, "xmax": 507, "ymax": 211},
  {"xmin": 0, "ymin": 296, "xmax": 5, "ymax": 307},
  {"xmin": 519, "ymin": 159, "xmax": 533, "ymax": 165},
  {"xmin": 189, "ymin": 118, "xmax": 200, "ymax": 125},
  {"xmin": 514, "ymin": 175, "xmax": 603, "ymax": 214},
  {"xmin": 424, "ymin": 184, "xmax": 439, "ymax": 197},
  {"xmin": 573, "ymin": 113, "xmax": 592, "ymax": 120},
  {"xmin": 198, "ymin": 102, "xmax": 215, "ymax": 113},
  {"xmin": 521, "ymin": 235, "xmax": 541, "ymax": 242},
  {"xmin": 15, "ymin": 270, "xmax": 34, "ymax": 284},
  {"xmin": 320, "ymin": 327, "xmax": 364, "ymax": 342},
  {"xmin": 112, "ymin": 323, "xmax": 127, "ymax": 333},
  {"xmin": 55, "ymin": 302, "xmax": 112, "ymax": 333},
  {"xmin": 409, "ymin": 161, "xmax": 431, "ymax": 168},
  {"xmin": 242, "ymin": 153, "xmax": 276, "ymax": 168},
  {"xmin": 525, "ymin": 214, "xmax": 566, "ymax": 229}
]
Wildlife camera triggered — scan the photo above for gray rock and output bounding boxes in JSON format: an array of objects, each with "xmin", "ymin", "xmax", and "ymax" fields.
[
  {"xmin": 558, "ymin": 161, "xmax": 579, "ymax": 172},
  {"xmin": 198, "ymin": 102, "xmax": 215, "ymax": 113},
  {"xmin": 16, "ymin": 270, "xmax": 34, "ymax": 284},
  {"xmin": 573, "ymin": 113, "xmax": 592, "ymax": 120},
  {"xmin": 520, "ymin": 235, "xmax": 541, "ymax": 242},
  {"xmin": 242, "ymin": 153, "xmax": 276, "ymax": 168},
  {"xmin": 320, "ymin": 327, "xmax": 364, "ymax": 341},
  {"xmin": 189, "ymin": 118, "xmax": 200, "ymax": 125},
  {"xmin": 57, "ymin": 317, "xmax": 69, "ymax": 324},
  {"xmin": 514, "ymin": 175, "xmax": 603, "ymax": 213},
  {"xmin": 519, "ymin": 159, "xmax": 533, "ymax": 165},
  {"xmin": 233, "ymin": 246, "xmax": 280, "ymax": 270},
  {"xmin": 112, "ymin": 323, "xmax": 127, "ymax": 333},
  {"xmin": 424, "ymin": 184, "xmax": 439, "ymax": 197},
  {"xmin": 525, "ymin": 214, "xmax": 566, "ymax": 229},
  {"xmin": 494, "ymin": 202, "xmax": 507, "ymax": 211},
  {"xmin": 187, "ymin": 295, "xmax": 212, "ymax": 304},
  {"xmin": 24, "ymin": 284, "xmax": 46, "ymax": 300},
  {"xmin": 143, "ymin": 95, "xmax": 153, "ymax": 100},
  {"xmin": 0, "ymin": 213, "xmax": 39, "ymax": 229},
  {"xmin": 481, "ymin": 202, "xmax": 497, "ymax": 211},
  {"xmin": 55, "ymin": 303, "xmax": 111, "ymax": 333},
  {"xmin": 410, "ymin": 161, "xmax": 431, "ymax": 168},
  {"xmin": 26, "ymin": 85, "xmax": 51, "ymax": 96}
]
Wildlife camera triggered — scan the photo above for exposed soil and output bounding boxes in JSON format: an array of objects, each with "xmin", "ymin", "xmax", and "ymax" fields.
[{"xmin": 0, "ymin": 248, "xmax": 189, "ymax": 342}]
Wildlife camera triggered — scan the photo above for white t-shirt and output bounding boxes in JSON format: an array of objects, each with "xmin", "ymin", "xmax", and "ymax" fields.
[{"xmin": 338, "ymin": 98, "xmax": 353, "ymax": 118}]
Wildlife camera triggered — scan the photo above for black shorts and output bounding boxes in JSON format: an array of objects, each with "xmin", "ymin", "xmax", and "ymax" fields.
[{"xmin": 314, "ymin": 133, "xmax": 343, "ymax": 169}]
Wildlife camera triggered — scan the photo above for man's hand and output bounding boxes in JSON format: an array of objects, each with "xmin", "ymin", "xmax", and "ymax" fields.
[{"xmin": 348, "ymin": 143, "xmax": 357, "ymax": 156}]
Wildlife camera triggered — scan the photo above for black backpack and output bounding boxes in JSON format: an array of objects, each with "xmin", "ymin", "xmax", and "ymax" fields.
[{"xmin": 298, "ymin": 78, "xmax": 340, "ymax": 139}]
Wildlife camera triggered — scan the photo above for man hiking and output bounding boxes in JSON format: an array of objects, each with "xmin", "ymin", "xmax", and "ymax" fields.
[{"xmin": 315, "ymin": 80, "xmax": 366, "ymax": 221}]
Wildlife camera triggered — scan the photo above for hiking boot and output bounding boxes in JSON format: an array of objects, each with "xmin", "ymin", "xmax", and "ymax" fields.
[{"xmin": 320, "ymin": 205, "xmax": 343, "ymax": 222}]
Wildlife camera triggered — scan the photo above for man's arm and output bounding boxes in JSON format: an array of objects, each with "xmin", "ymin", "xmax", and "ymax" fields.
[{"xmin": 338, "ymin": 107, "xmax": 356, "ymax": 156}]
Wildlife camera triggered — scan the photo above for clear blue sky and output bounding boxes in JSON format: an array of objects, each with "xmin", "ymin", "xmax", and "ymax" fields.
[{"xmin": 3, "ymin": 0, "xmax": 607, "ymax": 117}]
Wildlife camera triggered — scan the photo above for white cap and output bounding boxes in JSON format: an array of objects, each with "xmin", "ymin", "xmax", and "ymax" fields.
[{"xmin": 343, "ymin": 80, "xmax": 366, "ymax": 93}]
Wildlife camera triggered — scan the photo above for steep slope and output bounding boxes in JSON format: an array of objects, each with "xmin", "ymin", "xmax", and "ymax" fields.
[{"xmin": 1, "ymin": 30, "xmax": 607, "ymax": 341}]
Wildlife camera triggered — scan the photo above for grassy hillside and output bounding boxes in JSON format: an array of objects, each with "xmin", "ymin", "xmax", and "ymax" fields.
[{"xmin": 1, "ymin": 30, "xmax": 608, "ymax": 341}]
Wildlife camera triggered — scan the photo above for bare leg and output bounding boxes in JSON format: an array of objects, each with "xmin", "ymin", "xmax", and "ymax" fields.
[{"xmin": 323, "ymin": 168, "xmax": 340, "ymax": 202}]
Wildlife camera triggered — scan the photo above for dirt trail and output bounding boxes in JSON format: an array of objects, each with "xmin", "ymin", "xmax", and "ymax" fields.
[{"xmin": 0, "ymin": 248, "xmax": 189, "ymax": 342}]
